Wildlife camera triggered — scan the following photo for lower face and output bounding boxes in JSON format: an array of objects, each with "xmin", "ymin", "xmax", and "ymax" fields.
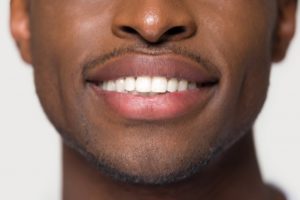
[{"xmin": 30, "ymin": 0, "xmax": 276, "ymax": 184}]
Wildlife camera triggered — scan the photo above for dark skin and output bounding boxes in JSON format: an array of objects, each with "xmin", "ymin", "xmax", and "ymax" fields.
[{"xmin": 11, "ymin": 0, "xmax": 297, "ymax": 199}]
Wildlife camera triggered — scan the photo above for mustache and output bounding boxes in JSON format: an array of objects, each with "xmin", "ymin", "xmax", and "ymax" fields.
[{"xmin": 81, "ymin": 44, "xmax": 219, "ymax": 78}]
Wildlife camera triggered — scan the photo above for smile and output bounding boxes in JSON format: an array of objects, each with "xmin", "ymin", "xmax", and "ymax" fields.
[
  {"xmin": 99, "ymin": 76, "xmax": 216, "ymax": 95},
  {"xmin": 85, "ymin": 54, "xmax": 219, "ymax": 120}
]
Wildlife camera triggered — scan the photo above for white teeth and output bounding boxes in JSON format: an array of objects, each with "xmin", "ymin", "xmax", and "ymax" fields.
[
  {"xmin": 116, "ymin": 78, "xmax": 125, "ymax": 92},
  {"xmin": 188, "ymin": 82, "xmax": 197, "ymax": 90},
  {"xmin": 101, "ymin": 82, "xmax": 108, "ymax": 90},
  {"xmin": 136, "ymin": 76, "xmax": 152, "ymax": 93},
  {"xmin": 100, "ymin": 76, "xmax": 198, "ymax": 94},
  {"xmin": 167, "ymin": 78, "xmax": 178, "ymax": 92},
  {"xmin": 125, "ymin": 77, "xmax": 135, "ymax": 92},
  {"xmin": 152, "ymin": 77, "xmax": 167, "ymax": 93},
  {"xmin": 178, "ymin": 80, "xmax": 188, "ymax": 91},
  {"xmin": 107, "ymin": 80, "xmax": 116, "ymax": 91}
]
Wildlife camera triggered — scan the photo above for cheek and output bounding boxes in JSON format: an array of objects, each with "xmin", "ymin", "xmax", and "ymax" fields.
[
  {"xmin": 33, "ymin": 59, "xmax": 84, "ymax": 140},
  {"xmin": 190, "ymin": 1, "xmax": 274, "ymax": 135},
  {"xmin": 234, "ymin": 58, "xmax": 271, "ymax": 130},
  {"xmin": 221, "ymin": 19, "xmax": 273, "ymax": 130},
  {"xmin": 30, "ymin": 2, "xmax": 115, "ymax": 137}
]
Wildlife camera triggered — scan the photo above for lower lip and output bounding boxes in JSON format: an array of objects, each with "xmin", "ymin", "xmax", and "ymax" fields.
[{"xmin": 90, "ymin": 85, "xmax": 216, "ymax": 121}]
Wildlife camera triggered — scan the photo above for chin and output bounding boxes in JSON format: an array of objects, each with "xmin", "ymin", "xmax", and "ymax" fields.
[{"xmin": 61, "ymin": 128, "xmax": 225, "ymax": 186}]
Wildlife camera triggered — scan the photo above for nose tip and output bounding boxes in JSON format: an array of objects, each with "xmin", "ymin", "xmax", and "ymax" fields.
[{"xmin": 112, "ymin": 2, "xmax": 197, "ymax": 43}]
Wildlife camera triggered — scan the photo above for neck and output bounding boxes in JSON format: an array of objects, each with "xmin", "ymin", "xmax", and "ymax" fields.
[{"xmin": 62, "ymin": 131, "xmax": 276, "ymax": 200}]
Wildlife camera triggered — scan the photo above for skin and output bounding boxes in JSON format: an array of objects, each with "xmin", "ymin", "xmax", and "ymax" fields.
[{"xmin": 11, "ymin": 0, "xmax": 297, "ymax": 199}]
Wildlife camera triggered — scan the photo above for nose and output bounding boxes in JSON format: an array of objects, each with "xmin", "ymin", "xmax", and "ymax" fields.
[{"xmin": 111, "ymin": 1, "xmax": 197, "ymax": 44}]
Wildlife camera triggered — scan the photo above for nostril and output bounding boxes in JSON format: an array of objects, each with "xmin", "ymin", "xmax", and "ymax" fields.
[
  {"xmin": 119, "ymin": 25, "xmax": 187, "ymax": 44},
  {"xmin": 121, "ymin": 26, "xmax": 188, "ymax": 38},
  {"xmin": 165, "ymin": 26, "xmax": 186, "ymax": 36},
  {"xmin": 114, "ymin": 23, "xmax": 194, "ymax": 43},
  {"xmin": 121, "ymin": 26, "xmax": 139, "ymax": 35}
]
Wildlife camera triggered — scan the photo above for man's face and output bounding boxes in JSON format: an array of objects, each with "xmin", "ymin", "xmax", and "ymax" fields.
[{"xmin": 11, "ymin": 0, "xmax": 295, "ymax": 184}]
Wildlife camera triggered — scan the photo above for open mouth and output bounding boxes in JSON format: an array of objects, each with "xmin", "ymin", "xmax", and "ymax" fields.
[{"xmin": 85, "ymin": 54, "xmax": 219, "ymax": 120}]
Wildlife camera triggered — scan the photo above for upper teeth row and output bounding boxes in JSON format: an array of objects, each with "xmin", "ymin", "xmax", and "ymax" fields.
[{"xmin": 100, "ymin": 76, "xmax": 197, "ymax": 93}]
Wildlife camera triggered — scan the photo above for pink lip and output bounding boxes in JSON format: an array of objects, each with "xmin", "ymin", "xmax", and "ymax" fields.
[
  {"xmin": 85, "ymin": 54, "xmax": 219, "ymax": 121},
  {"xmin": 90, "ymin": 86, "xmax": 215, "ymax": 120}
]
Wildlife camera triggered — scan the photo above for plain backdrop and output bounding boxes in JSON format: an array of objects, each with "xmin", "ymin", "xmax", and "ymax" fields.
[{"xmin": 1, "ymin": 1, "xmax": 299, "ymax": 200}]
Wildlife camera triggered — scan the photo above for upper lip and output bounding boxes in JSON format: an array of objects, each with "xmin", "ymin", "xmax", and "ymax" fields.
[{"xmin": 84, "ymin": 53, "xmax": 220, "ymax": 85}]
